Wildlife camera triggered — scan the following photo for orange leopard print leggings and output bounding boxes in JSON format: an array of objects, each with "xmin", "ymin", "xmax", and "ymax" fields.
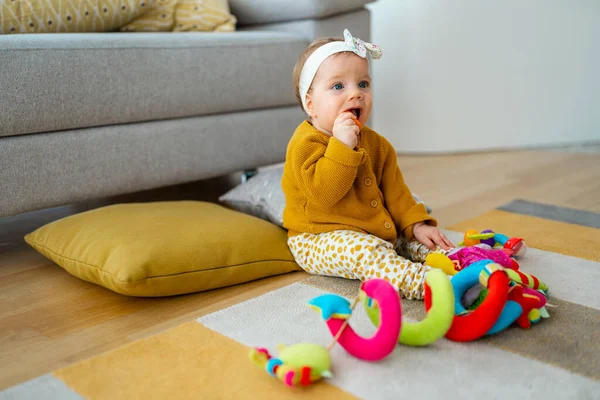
[{"xmin": 287, "ymin": 230, "xmax": 445, "ymax": 300}]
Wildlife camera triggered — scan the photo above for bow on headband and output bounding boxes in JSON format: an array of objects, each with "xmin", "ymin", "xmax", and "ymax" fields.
[{"xmin": 343, "ymin": 29, "xmax": 382, "ymax": 60}]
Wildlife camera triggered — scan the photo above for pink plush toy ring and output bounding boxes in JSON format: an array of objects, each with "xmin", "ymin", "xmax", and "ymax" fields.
[{"xmin": 308, "ymin": 278, "xmax": 401, "ymax": 361}]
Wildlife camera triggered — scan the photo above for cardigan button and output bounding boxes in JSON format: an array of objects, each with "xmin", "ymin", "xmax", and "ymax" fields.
[
  {"xmin": 384, "ymin": 221, "xmax": 392, "ymax": 229},
  {"xmin": 370, "ymin": 200, "xmax": 378, "ymax": 208},
  {"xmin": 364, "ymin": 178, "xmax": 372, "ymax": 186}
]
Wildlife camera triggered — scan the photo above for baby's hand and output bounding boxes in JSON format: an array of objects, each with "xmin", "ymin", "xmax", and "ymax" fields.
[
  {"xmin": 413, "ymin": 222, "xmax": 454, "ymax": 251},
  {"xmin": 332, "ymin": 112, "xmax": 360, "ymax": 149}
]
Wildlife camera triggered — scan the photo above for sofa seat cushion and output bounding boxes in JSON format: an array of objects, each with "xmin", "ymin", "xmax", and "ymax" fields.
[{"xmin": 0, "ymin": 31, "xmax": 306, "ymax": 138}]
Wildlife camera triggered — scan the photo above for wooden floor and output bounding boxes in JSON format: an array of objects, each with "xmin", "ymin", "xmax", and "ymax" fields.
[{"xmin": 1, "ymin": 149, "xmax": 599, "ymax": 390}]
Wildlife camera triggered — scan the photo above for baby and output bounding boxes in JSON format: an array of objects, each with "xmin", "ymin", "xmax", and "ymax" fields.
[{"xmin": 281, "ymin": 29, "xmax": 454, "ymax": 300}]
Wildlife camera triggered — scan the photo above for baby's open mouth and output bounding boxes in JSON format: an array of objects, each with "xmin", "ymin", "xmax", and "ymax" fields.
[{"xmin": 348, "ymin": 108, "xmax": 361, "ymax": 120}]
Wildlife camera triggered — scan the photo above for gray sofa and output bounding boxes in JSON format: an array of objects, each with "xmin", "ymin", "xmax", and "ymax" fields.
[{"xmin": 0, "ymin": 0, "xmax": 374, "ymax": 218}]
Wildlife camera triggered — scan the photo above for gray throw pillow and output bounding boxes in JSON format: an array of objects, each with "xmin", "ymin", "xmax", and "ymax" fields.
[{"xmin": 219, "ymin": 165, "xmax": 432, "ymax": 228}]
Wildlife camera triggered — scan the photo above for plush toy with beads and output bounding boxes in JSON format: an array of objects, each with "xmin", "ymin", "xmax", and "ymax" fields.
[
  {"xmin": 249, "ymin": 247, "xmax": 550, "ymax": 388},
  {"xmin": 249, "ymin": 275, "xmax": 456, "ymax": 387},
  {"xmin": 249, "ymin": 343, "xmax": 333, "ymax": 387},
  {"xmin": 249, "ymin": 278, "xmax": 403, "ymax": 387},
  {"xmin": 460, "ymin": 229, "xmax": 528, "ymax": 258}
]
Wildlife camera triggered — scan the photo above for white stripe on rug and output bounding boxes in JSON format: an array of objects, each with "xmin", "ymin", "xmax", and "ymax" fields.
[
  {"xmin": 197, "ymin": 283, "xmax": 599, "ymax": 400},
  {"xmin": 0, "ymin": 375, "xmax": 83, "ymax": 400},
  {"xmin": 444, "ymin": 230, "xmax": 600, "ymax": 309}
]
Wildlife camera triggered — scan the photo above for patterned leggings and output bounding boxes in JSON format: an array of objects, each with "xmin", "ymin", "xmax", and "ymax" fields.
[{"xmin": 288, "ymin": 230, "xmax": 445, "ymax": 300}]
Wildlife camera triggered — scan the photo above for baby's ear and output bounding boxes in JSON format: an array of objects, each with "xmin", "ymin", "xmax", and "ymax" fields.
[{"xmin": 305, "ymin": 93, "xmax": 317, "ymax": 118}]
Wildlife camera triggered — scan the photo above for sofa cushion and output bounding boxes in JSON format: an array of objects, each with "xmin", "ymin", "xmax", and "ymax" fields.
[
  {"xmin": 0, "ymin": 31, "xmax": 306, "ymax": 138},
  {"xmin": 0, "ymin": 105, "xmax": 306, "ymax": 218},
  {"xmin": 0, "ymin": 105, "xmax": 306, "ymax": 219},
  {"xmin": 229, "ymin": 0, "xmax": 375, "ymax": 26},
  {"xmin": 24, "ymin": 201, "xmax": 301, "ymax": 297}
]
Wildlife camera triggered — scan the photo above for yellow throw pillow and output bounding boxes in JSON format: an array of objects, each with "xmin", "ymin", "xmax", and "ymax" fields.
[
  {"xmin": 1, "ymin": 0, "xmax": 156, "ymax": 34},
  {"xmin": 174, "ymin": 0, "xmax": 236, "ymax": 32},
  {"xmin": 120, "ymin": 0, "xmax": 178, "ymax": 32},
  {"xmin": 25, "ymin": 201, "xmax": 300, "ymax": 297},
  {"xmin": 121, "ymin": 0, "xmax": 236, "ymax": 32}
]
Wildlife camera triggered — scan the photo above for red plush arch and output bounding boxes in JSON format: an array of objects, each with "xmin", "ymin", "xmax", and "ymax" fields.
[{"xmin": 425, "ymin": 271, "xmax": 509, "ymax": 342}]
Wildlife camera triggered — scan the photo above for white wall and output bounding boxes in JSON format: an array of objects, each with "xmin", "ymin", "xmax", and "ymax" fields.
[{"xmin": 366, "ymin": 1, "xmax": 600, "ymax": 153}]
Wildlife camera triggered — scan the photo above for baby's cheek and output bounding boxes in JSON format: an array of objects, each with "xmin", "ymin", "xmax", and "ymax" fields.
[{"xmin": 325, "ymin": 112, "xmax": 338, "ymax": 129}]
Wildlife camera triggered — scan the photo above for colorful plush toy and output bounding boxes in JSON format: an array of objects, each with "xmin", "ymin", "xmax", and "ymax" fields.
[
  {"xmin": 249, "ymin": 343, "xmax": 332, "ymax": 387},
  {"xmin": 508, "ymin": 286, "xmax": 548, "ymax": 328},
  {"xmin": 250, "ymin": 225, "xmax": 550, "ymax": 387},
  {"xmin": 425, "ymin": 253, "xmax": 459, "ymax": 275},
  {"xmin": 461, "ymin": 229, "xmax": 496, "ymax": 247},
  {"xmin": 447, "ymin": 246, "xmax": 520, "ymax": 270},
  {"xmin": 249, "ymin": 275, "xmax": 456, "ymax": 386},
  {"xmin": 449, "ymin": 227, "xmax": 550, "ymax": 327},
  {"xmin": 430, "ymin": 260, "xmax": 511, "ymax": 341},
  {"xmin": 495, "ymin": 232, "xmax": 528, "ymax": 258},
  {"xmin": 363, "ymin": 269, "xmax": 456, "ymax": 346},
  {"xmin": 249, "ymin": 278, "xmax": 402, "ymax": 387},
  {"xmin": 459, "ymin": 229, "xmax": 528, "ymax": 258},
  {"xmin": 309, "ymin": 278, "xmax": 401, "ymax": 361},
  {"xmin": 439, "ymin": 254, "xmax": 550, "ymax": 338},
  {"xmin": 505, "ymin": 268, "xmax": 549, "ymax": 293}
]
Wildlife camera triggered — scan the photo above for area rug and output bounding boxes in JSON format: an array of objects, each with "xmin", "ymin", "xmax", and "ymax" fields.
[{"xmin": 2, "ymin": 199, "xmax": 599, "ymax": 399}]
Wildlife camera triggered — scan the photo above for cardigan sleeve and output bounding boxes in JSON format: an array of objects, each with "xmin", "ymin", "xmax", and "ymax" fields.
[{"xmin": 378, "ymin": 139, "xmax": 437, "ymax": 239}]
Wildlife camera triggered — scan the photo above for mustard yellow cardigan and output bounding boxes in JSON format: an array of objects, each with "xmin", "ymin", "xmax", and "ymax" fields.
[{"xmin": 281, "ymin": 121, "xmax": 436, "ymax": 243}]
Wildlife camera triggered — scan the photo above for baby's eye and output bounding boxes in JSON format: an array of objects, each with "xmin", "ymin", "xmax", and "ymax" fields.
[
  {"xmin": 359, "ymin": 81, "xmax": 370, "ymax": 88},
  {"xmin": 332, "ymin": 83, "xmax": 343, "ymax": 90}
]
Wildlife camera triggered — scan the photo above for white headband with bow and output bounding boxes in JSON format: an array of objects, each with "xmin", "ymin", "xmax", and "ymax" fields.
[{"xmin": 299, "ymin": 29, "xmax": 383, "ymax": 114}]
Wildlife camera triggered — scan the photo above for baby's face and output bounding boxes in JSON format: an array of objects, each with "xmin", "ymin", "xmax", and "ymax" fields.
[{"xmin": 306, "ymin": 52, "xmax": 372, "ymax": 135}]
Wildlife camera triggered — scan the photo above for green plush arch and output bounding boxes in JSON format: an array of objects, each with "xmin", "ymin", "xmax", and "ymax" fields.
[{"xmin": 364, "ymin": 269, "xmax": 455, "ymax": 346}]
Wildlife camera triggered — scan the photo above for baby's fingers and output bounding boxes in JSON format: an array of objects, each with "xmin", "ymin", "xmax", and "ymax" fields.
[
  {"xmin": 335, "ymin": 111, "xmax": 355, "ymax": 124},
  {"xmin": 440, "ymin": 232, "xmax": 455, "ymax": 249},
  {"xmin": 421, "ymin": 236, "xmax": 435, "ymax": 251},
  {"xmin": 432, "ymin": 232, "xmax": 450, "ymax": 251}
]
